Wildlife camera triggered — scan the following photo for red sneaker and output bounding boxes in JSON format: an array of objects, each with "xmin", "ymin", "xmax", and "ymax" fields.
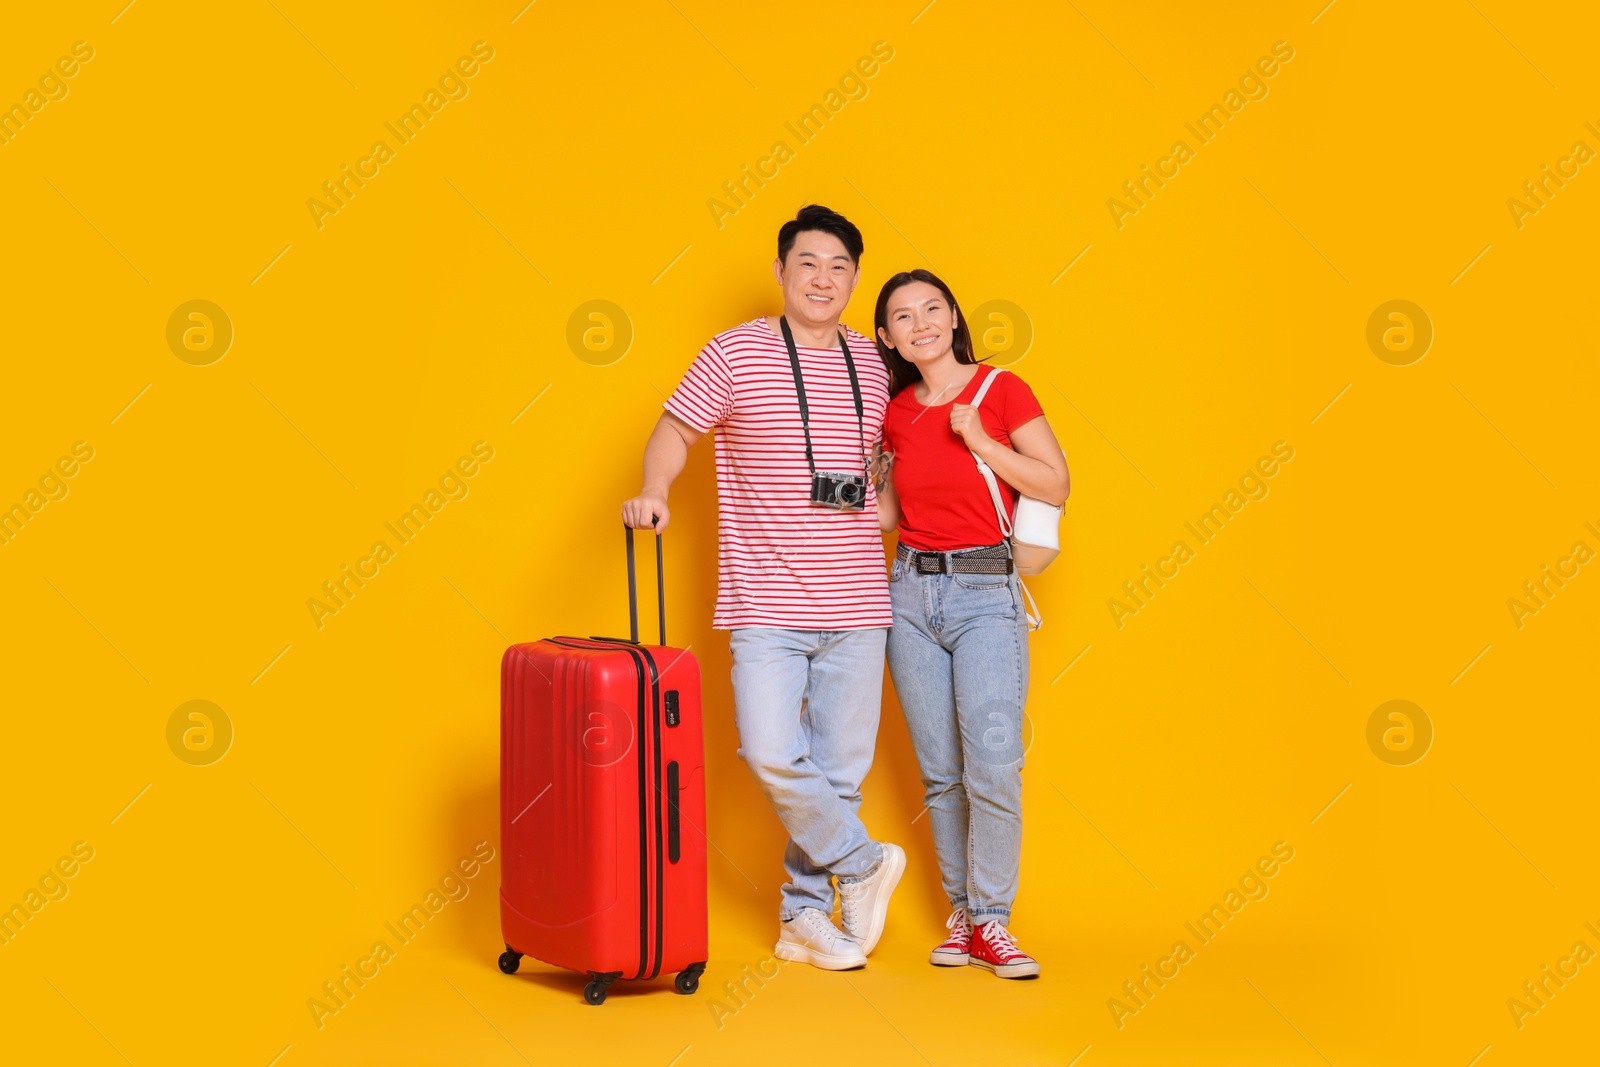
[
  {"xmin": 929, "ymin": 907, "xmax": 972, "ymax": 967},
  {"xmin": 969, "ymin": 920, "xmax": 1041, "ymax": 979}
]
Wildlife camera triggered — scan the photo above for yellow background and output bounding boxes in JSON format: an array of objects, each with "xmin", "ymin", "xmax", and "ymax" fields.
[{"xmin": 2, "ymin": 1, "xmax": 1596, "ymax": 1064}]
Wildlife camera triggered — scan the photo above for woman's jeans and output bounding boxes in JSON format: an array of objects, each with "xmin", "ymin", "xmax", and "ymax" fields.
[{"xmin": 886, "ymin": 550, "xmax": 1029, "ymax": 923}]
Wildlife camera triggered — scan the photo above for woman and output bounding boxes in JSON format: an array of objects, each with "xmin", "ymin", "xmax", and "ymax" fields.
[{"xmin": 872, "ymin": 269, "xmax": 1069, "ymax": 979}]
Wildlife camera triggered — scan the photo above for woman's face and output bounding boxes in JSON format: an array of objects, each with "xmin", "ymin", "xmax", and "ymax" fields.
[{"xmin": 878, "ymin": 280, "xmax": 957, "ymax": 365}]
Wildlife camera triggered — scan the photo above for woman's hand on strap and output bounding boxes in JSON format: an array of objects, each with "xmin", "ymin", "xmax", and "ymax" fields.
[{"xmin": 949, "ymin": 404, "xmax": 994, "ymax": 451}]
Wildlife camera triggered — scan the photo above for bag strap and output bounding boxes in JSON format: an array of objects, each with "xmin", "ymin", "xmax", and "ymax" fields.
[
  {"xmin": 966, "ymin": 366, "xmax": 1043, "ymax": 631},
  {"xmin": 968, "ymin": 366, "xmax": 1045, "ymax": 631},
  {"xmin": 1017, "ymin": 577, "xmax": 1042, "ymax": 631},
  {"xmin": 969, "ymin": 364, "xmax": 1006, "ymax": 407},
  {"xmin": 966, "ymin": 367, "xmax": 1012, "ymax": 538}
]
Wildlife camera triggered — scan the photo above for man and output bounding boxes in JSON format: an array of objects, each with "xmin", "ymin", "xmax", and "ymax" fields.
[{"xmin": 622, "ymin": 204, "xmax": 905, "ymax": 970}]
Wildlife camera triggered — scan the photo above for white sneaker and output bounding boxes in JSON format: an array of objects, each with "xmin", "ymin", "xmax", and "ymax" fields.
[
  {"xmin": 838, "ymin": 842, "xmax": 906, "ymax": 955},
  {"xmin": 774, "ymin": 908, "xmax": 867, "ymax": 970}
]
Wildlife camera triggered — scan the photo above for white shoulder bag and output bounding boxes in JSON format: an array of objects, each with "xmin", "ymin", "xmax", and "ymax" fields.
[{"xmin": 968, "ymin": 367, "xmax": 1062, "ymax": 628}]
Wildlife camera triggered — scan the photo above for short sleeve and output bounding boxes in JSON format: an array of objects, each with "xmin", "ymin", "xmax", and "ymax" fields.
[
  {"xmin": 1000, "ymin": 372, "xmax": 1046, "ymax": 433},
  {"xmin": 664, "ymin": 339, "xmax": 735, "ymax": 433}
]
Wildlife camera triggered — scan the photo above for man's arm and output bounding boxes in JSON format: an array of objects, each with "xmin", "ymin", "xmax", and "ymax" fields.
[{"xmin": 622, "ymin": 411, "xmax": 703, "ymax": 532}]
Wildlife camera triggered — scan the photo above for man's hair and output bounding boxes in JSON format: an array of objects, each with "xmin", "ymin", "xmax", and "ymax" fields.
[{"xmin": 777, "ymin": 204, "xmax": 864, "ymax": 265}]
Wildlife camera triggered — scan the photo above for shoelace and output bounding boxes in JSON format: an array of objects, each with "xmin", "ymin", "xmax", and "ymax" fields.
[
  {"xmin": 944, "ymin": 907, "xmax": 973, "ymax": 943},
  {"xmin": 981, "ymin": 921, "xmax": 1027, "ymax": 960},
  {"xmin": 838, "ymin": 878, "xmax": 867, "ymax": 931},
  {"xmin": 805, "ymin": 909, "xmax": 852, "ymax": 946}
]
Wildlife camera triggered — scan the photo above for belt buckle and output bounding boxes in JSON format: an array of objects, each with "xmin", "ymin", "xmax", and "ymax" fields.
[{"xmin": 916, "ymin": 552, "xmax": 945, "ymax": 575}]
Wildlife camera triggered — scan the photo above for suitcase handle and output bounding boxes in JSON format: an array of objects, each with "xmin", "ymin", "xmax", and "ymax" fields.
[
  {"xmin": 624, "ymin": 519, "xmax": 666, "ymax": 646},
  {"xmin": 666, "ymin": 760, "xmax": 681, "ymax": 863}
]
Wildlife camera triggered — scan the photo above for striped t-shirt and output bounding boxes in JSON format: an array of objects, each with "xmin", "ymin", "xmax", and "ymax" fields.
[{"xmin": 664, "ymin": 318, "xmax": 892, "ymax": 631}]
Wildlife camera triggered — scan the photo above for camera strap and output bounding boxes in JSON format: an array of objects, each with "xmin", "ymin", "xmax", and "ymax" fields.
[{"xmin": 779, "ymin": 315, "xmax": 866, "ymax": 477}]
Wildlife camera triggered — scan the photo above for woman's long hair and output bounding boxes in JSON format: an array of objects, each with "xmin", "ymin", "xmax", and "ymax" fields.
[{"xmin": 873, "ymin": 269, "xmax": 979, "ymax": 397}]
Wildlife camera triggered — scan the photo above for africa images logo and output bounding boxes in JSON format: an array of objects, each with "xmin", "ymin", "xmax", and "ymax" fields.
[
  {"xmin": 705, "ymin": 41, "xmax": 895, "ymax": 229},
  {"xmin": 1106, "ymin": 41, "xmax": 1296, "ymax": 229},
  {"xmin": 306, "ymin": 442, "xmax": 495, "ymax": 630},
  {"xmin": 306, "ymin": 42, "xmax": 496, "ymax": 230},
  {"xmin": 306, "ymin": 842, "xmax": 496, "ymax": 1030}
]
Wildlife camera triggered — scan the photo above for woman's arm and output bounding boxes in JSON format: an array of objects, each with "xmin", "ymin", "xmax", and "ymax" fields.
[
  {"xmin": 872, "ymin": 442, "xmax": 902, "ymax": 531},
  {"xmin": 951, "ymin": 408, "xmax": 1070, "ymax": 506}
]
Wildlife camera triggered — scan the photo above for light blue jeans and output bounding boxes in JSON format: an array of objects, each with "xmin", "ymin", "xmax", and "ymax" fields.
[
  {"xmin": 886, "ymin": 551, "xmax": 1029, "ymax": 922},
  {"xmin": 729, "ymin": 627, "xmax": 889, "ymax": 921}
]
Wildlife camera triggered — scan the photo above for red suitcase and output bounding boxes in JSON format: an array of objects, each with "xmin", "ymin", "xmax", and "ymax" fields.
[{"xmin": 497, "ymin": 527, "xmax": 708, "ymax": 1004}]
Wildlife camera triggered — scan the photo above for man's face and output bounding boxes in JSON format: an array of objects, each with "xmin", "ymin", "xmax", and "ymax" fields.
[{"xmin": 772, "ymin": 231, "xmax": 859, "ymax": 328}]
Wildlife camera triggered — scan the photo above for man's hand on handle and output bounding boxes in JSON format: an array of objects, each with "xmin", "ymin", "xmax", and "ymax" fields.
[
  {"xmin": 624, "ymin": 411, "xmax": 702, "ymax": 534},
  {"xmin": 623, "ymin": 495, "xmax": 667, "ymax": 532}
]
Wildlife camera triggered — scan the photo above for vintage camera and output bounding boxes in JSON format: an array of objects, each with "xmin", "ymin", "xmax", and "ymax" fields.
[{"xmin": 810, "ymin": 470, "xmax": 867, "ymax": 510}]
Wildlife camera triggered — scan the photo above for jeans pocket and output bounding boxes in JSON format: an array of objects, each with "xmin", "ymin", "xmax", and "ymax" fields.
[
  {"xmin": 888, "ymin": 558, "xmax": 904, "ymax": 582},
  {"xmin": 952, "ymin": 570, "xmax": 1010, "ymax": 591}
]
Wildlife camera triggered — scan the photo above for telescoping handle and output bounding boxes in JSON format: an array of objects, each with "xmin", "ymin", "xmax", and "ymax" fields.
[{"xmin": 624, "ymin": 518, "xmax": 666, "ymax": 646}]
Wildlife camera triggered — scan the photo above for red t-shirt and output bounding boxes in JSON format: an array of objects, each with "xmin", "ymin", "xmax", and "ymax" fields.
[{"xmin": 881, "ymin": 365, "xmax": 1046, "ymax": 552}]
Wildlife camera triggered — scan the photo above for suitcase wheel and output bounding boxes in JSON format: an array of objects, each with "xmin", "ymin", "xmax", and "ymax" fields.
[
  {"xmin": 674, "ymin": 962, "xmax": 707, "ymax": 995},
  {"xmin": 583, "ymin": 971, "xmax": 622, "ymax": 1005},
  {"xmin": 498, "ymin": 949, "xmax": 522, "ymax": 975}
]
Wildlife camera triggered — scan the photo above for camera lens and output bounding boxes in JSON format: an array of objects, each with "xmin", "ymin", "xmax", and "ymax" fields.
[{"xmin": 840, "ymin": 482, "xmax": 862, "ymax": 505}]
